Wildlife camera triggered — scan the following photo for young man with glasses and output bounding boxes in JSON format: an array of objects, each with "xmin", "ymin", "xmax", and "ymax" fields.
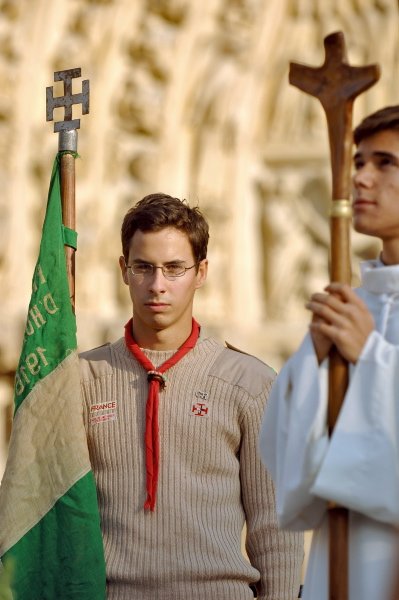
[
  {"xmin": 260, "ymin": 105, "xmax": 399, "ymax": 599},
  {"xmin": 79, "ymin": 193, "xmax": 303, "ymax": 600}
]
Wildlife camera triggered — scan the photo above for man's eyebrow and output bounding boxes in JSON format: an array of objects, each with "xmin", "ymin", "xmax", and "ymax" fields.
[
  {"xmin": 374, "ymin": 151, "xmax": 398, "ymax": 159},
  {"xmin": 164, "ymin": 259, "xmax": 186, "ymax": 264},
  {"xmin": 353, "ymin": 150, "xmax": 399, "ymax": 161},
  {"xmin": 131, "ymin": 259, "xmax": 186, "ymax": 264},
  {"xmin": 131, "ymin": 259, "xmax": 151, "ymax": 263}
]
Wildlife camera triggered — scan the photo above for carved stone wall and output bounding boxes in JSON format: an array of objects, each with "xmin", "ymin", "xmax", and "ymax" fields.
[{"xmin": 0, "ymin": 0, "xmax": 399, "ymax": 470}]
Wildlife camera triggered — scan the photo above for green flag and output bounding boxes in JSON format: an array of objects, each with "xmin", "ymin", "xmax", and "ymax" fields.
[{"xmin": 0, "ymin": 154, "xmax": 106, "ymax": 599}]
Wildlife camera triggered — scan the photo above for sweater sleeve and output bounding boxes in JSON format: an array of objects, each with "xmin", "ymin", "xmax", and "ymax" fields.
[{"xmin": 240, "ymin": 378, "xmax": 304, "ymax": 600}]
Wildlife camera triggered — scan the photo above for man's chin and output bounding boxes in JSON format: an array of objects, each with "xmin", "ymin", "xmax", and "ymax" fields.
[
  {"xmin": 353, "ymin": 219, "xmax": 379, "ymax": 238},
  {"xmin": 147, "ymin": 314, "xmax": 173, "ymax": 330}
]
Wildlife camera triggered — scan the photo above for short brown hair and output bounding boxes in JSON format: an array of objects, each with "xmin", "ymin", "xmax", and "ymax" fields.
[
  {"xmin": 354, "ymin": 105, "xmax": 399, "ymax": 145},
  {"xmin": 121, "ymin": 193, "xmax": 209, "ymax": 262}
]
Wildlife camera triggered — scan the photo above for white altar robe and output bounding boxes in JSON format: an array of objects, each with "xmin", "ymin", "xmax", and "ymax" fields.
[{"xmin": 260, "ymin": 260, "xmax": 399, "ymax": 599}]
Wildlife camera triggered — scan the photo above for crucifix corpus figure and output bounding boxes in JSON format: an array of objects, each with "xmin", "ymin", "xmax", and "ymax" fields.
[{"xmin": 259, "ymin": 31, "xmax": 399, "ymax": 600}]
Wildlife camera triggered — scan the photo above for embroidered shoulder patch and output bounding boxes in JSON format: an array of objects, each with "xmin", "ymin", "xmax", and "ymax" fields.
[{"xmin": 90, "ymin": 400, "xmax": 117, "ymax": 425}]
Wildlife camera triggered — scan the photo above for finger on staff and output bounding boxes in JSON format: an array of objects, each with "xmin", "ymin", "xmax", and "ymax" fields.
[{"xmin": 305, "ymin": 284, "xmax": 375, "ymax": 363}]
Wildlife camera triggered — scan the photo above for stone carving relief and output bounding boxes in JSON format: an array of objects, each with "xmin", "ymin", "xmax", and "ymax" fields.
[{"xmin": 256, "ymin": 167, "xmax": 330, "ymax": 320}]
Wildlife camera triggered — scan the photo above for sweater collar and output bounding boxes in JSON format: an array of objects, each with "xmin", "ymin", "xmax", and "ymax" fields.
[{"xmin": 360, "ymin": 258, "xmax": 399, "ymax": 294}]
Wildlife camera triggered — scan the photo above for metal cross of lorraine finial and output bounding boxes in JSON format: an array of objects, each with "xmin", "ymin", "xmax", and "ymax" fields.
[{"xmin": 46, "ymin": 67, "xmax": 90, "ymax": 133}]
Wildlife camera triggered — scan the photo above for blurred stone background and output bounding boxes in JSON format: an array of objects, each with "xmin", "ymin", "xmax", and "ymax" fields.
[{"xmin": 0, "ymin": 0, "xmax": 398, "ymax": 494}]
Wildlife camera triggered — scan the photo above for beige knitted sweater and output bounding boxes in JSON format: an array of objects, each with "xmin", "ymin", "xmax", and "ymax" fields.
[{"xmin": 79, "ymin": 332, "xmax": 303, "ymax": 600}]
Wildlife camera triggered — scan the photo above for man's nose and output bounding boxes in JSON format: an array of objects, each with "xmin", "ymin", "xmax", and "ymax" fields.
[
  {"xmin": 352, "ymin": 163, "xmax": 375, "ymax": 188},
  {"xmin": 148, "ymin": 267, "xmax": 167, "ymax": 291}
]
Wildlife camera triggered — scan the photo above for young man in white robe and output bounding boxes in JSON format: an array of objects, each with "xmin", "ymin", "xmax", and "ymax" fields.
[{"xmin": 259, "ymin": 105, "xmax": 399, "ymax": 600}]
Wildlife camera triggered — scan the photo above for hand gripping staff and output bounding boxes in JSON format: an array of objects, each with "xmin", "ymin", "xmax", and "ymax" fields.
[
  {"xmin": 289, "ymin": 32, "xmax": 379, "ymax": 600},
  {"xmin": 46, "ymin": 67, "xmax": 90, "ymax": 311}
]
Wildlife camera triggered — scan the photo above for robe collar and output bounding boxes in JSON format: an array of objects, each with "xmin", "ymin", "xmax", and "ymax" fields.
[{"xmin": 360, "ymin": 258, "xmax": 399, "ymax": 294}]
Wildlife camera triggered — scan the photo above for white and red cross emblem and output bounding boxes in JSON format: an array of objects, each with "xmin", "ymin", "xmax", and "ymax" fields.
[{"xmin": 191, "ymin": 402, "xmax": 209, "ymax": 417}]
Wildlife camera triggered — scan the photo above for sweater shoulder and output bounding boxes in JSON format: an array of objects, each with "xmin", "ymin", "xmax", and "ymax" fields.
[
  {"xmin": 79, "ymin": 338, "xmax": 125, "ymax": 380},
  {"xmin": 207, "ymin": 339, "xmax": 276, "ymax": 397}
]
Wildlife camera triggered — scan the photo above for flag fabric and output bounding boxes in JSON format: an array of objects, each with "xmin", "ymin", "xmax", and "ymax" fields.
[{"xmin": 0, "ymin": 154, "xmax": 106, "ymax": 599}]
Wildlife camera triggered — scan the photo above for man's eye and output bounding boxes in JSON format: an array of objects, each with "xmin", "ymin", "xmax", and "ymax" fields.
[
  {"xmin": 378, "ymin": 157, "xmax": 394, "ymax": 167},
  {"xmin": 164, "ymin": 264, "xmax": 184, "ymax": 275},
  {"xmin": 134, "ymin": 263, "xmax": 153, "ymax": 274}
]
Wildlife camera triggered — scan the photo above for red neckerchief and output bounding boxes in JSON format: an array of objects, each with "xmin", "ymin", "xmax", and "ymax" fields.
[{"xmin": 124, "ymin": 318, "xmax": 200, "ymax": 510}]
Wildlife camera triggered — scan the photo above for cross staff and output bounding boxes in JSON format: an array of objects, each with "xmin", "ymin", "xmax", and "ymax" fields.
[
  {"xmin": 46, "ymin": 68, "xmax": 90, "ymax": 311},
  {"xmin": 289, "ymin": 31, "xmax": 380, "ymax": 600},
  {"xmin": 46, "ymin": 68, "xmax": 89, "ymax": 132}
]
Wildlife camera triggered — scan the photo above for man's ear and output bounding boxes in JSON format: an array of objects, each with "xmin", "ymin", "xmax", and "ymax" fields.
[
  {"xmin": 195, "ymin": 259, "xmax": 208, "ymax": 289},
  {"xmin": 119, "ymin": 256, "xmax": 129, "ymax": 285}
]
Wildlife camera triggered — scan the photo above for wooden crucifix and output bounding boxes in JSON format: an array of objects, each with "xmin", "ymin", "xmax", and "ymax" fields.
[
  {"xmin": 46, "ymin": 68, "xmax": 90, "ymax": 311},
  {"xmin": 289, "ymin": 31, "xmax": 380, "ymax": 600}
]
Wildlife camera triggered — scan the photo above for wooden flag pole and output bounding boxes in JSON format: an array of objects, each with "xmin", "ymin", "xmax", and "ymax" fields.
[
  {"xmin": 60, "ymin": 144, "xmax": 76, "ymax": 310},
  {"xmin": 46, "ymin": 68, "xmax": 90, "ymax": 312},
  {"xmin": 289, "ymin": 31, "xmax": 380, "ymax": 600}
]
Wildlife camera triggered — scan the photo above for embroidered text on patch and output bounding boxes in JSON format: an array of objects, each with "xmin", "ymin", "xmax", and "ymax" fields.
[{"xmin": 90, "ymin": 400, "xmax": 117, "ymax": 425}]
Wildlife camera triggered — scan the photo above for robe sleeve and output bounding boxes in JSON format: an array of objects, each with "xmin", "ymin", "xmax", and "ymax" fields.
[
  {"xmin": 311, "ymin": 330, "xmax": 399, "ymax": 524},
  {"xmin": 259, "ymin": 334, "xmax": 329, "ymax": 531}
]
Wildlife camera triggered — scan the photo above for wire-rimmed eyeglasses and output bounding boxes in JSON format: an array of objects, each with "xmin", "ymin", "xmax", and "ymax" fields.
[{"xmin": 126, "ymin": 262, "xmax": 199, "ymax": 281}]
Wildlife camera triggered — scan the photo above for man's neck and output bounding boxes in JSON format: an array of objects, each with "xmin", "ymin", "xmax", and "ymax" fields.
[
  {"xmin": 381, "ymin": 239, "xmax": 399, "ymax": 265},
  {"xmin": 131, "ymin": 321, "xmax": 194, "ymax": 351}
]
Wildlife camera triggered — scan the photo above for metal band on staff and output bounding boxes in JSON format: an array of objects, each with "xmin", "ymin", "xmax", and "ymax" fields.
[{"xmin": 330, "ymin": 200, "xmax": 352, "ymax": 218}]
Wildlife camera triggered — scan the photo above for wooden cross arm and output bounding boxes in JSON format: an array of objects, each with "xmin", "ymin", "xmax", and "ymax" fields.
[
  {"xmin": 288, "ymin": 31, "xmax": 380, "ymax": 199},
  {"xmin": 289, "ymin": 32, "xmax": 380, "ymax": 109}
]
